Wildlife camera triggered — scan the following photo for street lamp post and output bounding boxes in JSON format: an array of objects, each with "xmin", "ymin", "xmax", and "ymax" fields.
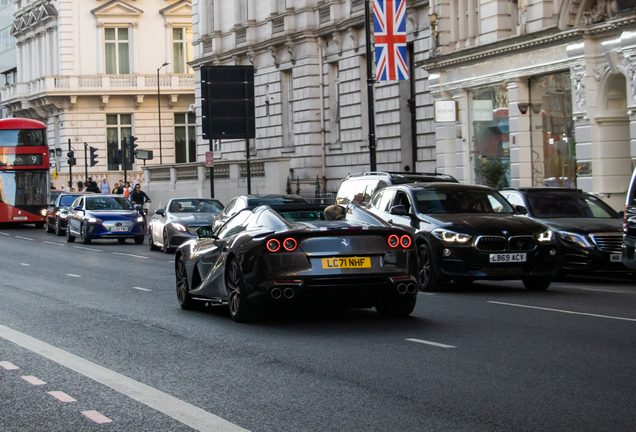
[{"xmin": 157, "ymin": 62, "xmax": 169, "ymax": 165}]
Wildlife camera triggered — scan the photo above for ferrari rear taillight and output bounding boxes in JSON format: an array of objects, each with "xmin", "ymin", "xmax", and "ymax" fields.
[
  {"xmin": 283, "ymin": 238, "xmax": 297, "ymax": 251},
  {"xmin": 400, "ymin": 235, "xmax": 411, "ymax": 248},
  {"xmin": 266, "ymin": 239, "xmax": 281, "ymax": 252},
  {"xmin": 388, "ymin": 235, "xmax": 399, "ymax": 248}
]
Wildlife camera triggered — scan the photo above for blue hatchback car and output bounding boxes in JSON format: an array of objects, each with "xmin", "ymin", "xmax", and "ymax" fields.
[{"xmin": 66, "ymin": 195, "xmax": 145, "ymax": 244}]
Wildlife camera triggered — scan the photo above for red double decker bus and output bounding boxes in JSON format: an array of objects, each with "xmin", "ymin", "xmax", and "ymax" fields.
[{"xmin": 0, "ymin": 118, "xmax": 49, "ymax": 227}]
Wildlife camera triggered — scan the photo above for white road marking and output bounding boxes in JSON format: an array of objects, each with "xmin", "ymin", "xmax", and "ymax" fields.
[
  {"xmin": 81, "ymin": 410, "xmax": 113, "ymax": 424},
  {"xmin": 169, "ymin": 260, "xmax": 175, "ymax": 263},
  {"xmin": 558, "ymin": 286, "xmax": 636, "ymax": 295},
  {"xmin": 66, "ymin": 274, "xmax": 81, "ymax": 278},
  {"xmin": 112, "ymin": 252, "xmax": 149, "ymax": 259},
  {"xmin": 418, "ymin": 292, "xmax": 436, "ymax": 296},
  {"xmin": 0, "ymin": 361, "xmax": 19, "ymax": 370},
  {"xmin": 22, "ymin": 376, "xmax": 46, "ymax": 385},
  {"xmin": 20, "ymin": 263, "xmax": 30, "ymax": 266},
  {"xmin": 133, "ymin": 287, "xmax": 152, "ymax": 292},
  {"xmin": 74, "ymin": 246, "xmax": 102, "ymax": 252},
  {"xmin": 43, "ymin": 241, "xmax": 64, "ymax": 246},
  {"xmin": 15, "ymin": 236, "xmax": 34, "ymax": 241},
  {"xmin": 0, "ymin": 232, "xmax": 10, "ymax": 236},
  {"xmin": 406, "ymin": 338, "xmax": 456, "ymax": 348},
  {"xmin": 488, "ymin": 301, "xmax": 636, "ymax": 322},
  {"xmin": 47, "ymin": 391, "xmax": 76, "ymax": 402},
  {"xmin": 0, "ymin": 324, "xmax": 250, "ymax": 432}
]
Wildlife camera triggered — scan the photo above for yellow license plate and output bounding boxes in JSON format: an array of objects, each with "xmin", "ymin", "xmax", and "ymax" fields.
[{"xmin": 321, "ymin": 257, "xmax": 371, "ymax": 269}]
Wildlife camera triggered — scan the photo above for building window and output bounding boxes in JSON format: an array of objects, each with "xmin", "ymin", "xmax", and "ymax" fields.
[
  {"xmin": 175, "ymin": 113, "xmax": 196, "ymax": 163},
  {"xmin": 329, "ymin": 63, "xmax": 341, "ymax": 144},
  {"xmin": 281, "ymin": 70, "xmax": 295, "ymax": 147},
  {"xmin": 105, "ymin": 28, "xmax": 130, "ymax": 75},
  {"xmin": 470, "ymin": 85, "xmax": 510, "ymax": 188},
  {"xmin": 172, "ymin": 28, "xmax": 193, "ymax": 74},
  {"xmin": 0, "ymin": 26, "xmax": 15, "ymax": 53},
  {"xmin": 106, "ymin": 114, "xmax": 132, "ymax": 171}
]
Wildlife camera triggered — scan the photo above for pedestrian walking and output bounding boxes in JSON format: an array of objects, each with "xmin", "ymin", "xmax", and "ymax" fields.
[{"xmin": 100, "ymin": 178, "xmax": 110, "ymax": 194}]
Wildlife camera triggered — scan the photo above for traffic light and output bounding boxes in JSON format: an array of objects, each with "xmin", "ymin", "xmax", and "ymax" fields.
[
  {"xmin": 89, "ymin": 146, "xmax": 98, "ymax": 167},
  {"xmin": 67, "ymin": 151, "xmax": 76, "ymax": 167},
  {"xmin": 127, "ymin": 135, "xmax": 138, "ymax": 165}
]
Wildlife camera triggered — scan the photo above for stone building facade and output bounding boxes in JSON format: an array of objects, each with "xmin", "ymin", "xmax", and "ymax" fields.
[
  {"xmin": 425, "ymin": 0, "xmax": 636, "ymax": 210},
  {"xmin": 164, "ymin": 0, "xmax": 437, "ymax": 204},
  {"xmin": 1, "ymin": 0, "xmax": 195, "ymax": 191}
]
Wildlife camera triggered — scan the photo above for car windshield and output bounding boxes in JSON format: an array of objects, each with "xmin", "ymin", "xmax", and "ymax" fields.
[
  {"xmin": 60, "ymin": 195, "xmax": 79, "ymax": 207},
  {"xmin": 278, "ymin": 209, "xmax": 326, "ymax": 222},
  {"xmin": 415, "ymin": 188, "xmax": 515, "ymax": 214},
  {"xmin": 86, "ymin": 196, "xmax": 133, "ymax": 210},
  {"xmin": 526, "ymin": 193, "xmax": 616, "ymax": 218},
  {"xmin": 169, "ymin": 199, "xmax": 223, "ymax": 214},
  {"xmin": 247, "ymin": 197, "xmax": 306, "ymax": 207}
]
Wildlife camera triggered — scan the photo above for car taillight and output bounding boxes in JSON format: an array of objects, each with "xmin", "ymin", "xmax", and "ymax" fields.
[
  {"xmin": 267, "ymin": 239, "xmax": 280, "ymax": 252},
  {"xmin": 388, "ymin": 235, "xmax": 399, "ymax": 248},
  {"xmin": 400, "ymin": 235, "xmax": 411, "ymax": 248},
  {"xmin": 283, "ymin": 238, "xmax": 297, "ymax": 251}
]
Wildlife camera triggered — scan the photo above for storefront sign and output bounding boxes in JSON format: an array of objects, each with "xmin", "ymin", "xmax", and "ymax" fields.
[
  {"xmin": 472, "ymin": 100, "xmax": 493, "ymax": 121},
  {"xmin": 434, "ymin": 100, "xmax": 457, "ymax": 123}
]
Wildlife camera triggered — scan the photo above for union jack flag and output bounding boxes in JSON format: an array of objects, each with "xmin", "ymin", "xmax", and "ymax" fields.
[{"xmin": 373, "ymin": 0, "xmax": 409, "ymax": 81}]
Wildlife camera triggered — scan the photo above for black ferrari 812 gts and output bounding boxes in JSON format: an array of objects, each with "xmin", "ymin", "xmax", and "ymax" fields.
[{"xmin": 174, "ymin": 204, "xmax": 419, "ymax": 322}]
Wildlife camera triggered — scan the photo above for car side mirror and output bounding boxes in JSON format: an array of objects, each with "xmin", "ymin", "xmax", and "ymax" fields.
[
  {"xmin": 516, "ymin": 205, "xmax": 528, "ymax": 215},
  {"xmin": 197, "ymin": 226, "xmax": 216, "ymax": 239},
  {"xmin": 73, "ymin": 206, "xmax": 82, "ymax": 211},
  {"xmin": 155, "ymin": 208, "xmax": 165, "ymax": 216},
  {"xmin": 390, "ymin": 205, "xmax": 409, "ymax": 216}
]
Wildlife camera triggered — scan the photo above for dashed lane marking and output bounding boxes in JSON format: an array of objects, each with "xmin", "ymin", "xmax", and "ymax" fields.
[
  {"xmin": 66, "ymin": 274, "xmax": 81, "ymax": 278},
  {"xmin": 112, "ymin": 252, "xmax": 149, "ymax": 259},
  {"xmin": 169, "ymin": 261, "xmax": 175, "ymax": 263},
  {"xmin": 43, "ymin": 241, "xmax": 64, "ymax": 246},
  {"xmin": 48, "ymin": 391, "xmax": 76, "ymax": 402},
  {"xmin": 133, "ymin": 287, "xmax": 152, "ymax": 292},
  {"xmin": 0, "ymin": 324, "xmax": 250, "ymax": 432},
  {"xmin": 74, "ymin": 246, "xmax": 102, "ymax": 252},
  {"xmin": 406, "ymin": 338, "xmax": 456, "ymax": 348},
  {"xmin": 0, "ymin": 361, "xmax": 19, "ymax": 370},
  {"xmin": 22, "ymin": 376, "xmax": 46, "ymax": 385},
  {"xmin": 488, "ymin": 301, "xmax": 636, "ymax": 323},
  {"xmin": 0, "ymin": 232, "xmax": 9, "ymax": 236},
  {"xmin": 418, "ymin": 292, "xmax": 436, "ymax": 296},
  {"xmin": 82, "ymin": 410, "xmax": 113, "ymax": 424},
  {"xmin": 20, "ymin": 263, "xmax": 30, "ymax": 266},
  {"xmin": 15, "ymin": 236, "xmax": 34, "ymax": 241},
  {"xmin": 558, "ymin": 286, "xmax": 636, "ymax": 295}
]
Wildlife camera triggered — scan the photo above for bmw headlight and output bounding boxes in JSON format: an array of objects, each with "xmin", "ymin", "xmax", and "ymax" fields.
[
  {"xmin": 172, "ymin": 223, "xmax": 187, "ymax": 232},
  {"xmin": 136, "ymin": 216, "xmax": 145, "ymax": 222},
  {"xmin": 432, "ymin": 228, "xmax": 472, "ymax": 245},
  {"xmin": 558, "ymin": 231, "xmax": 593, "ymax": 249},
  {"xmin": 537, "ymin": 230, "xmax": 554, "ymax": 243}
]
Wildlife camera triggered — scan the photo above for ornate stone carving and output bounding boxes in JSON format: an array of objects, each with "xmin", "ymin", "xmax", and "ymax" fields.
[
  {"xmin": 347, "ymin": 28, "xmax": 358, "ymax": 53},
  {"xmin": 285, "ymin": 40, "xmax": 296, "ymax": 65},
  {"xmin": 269, "ymin": 46, "xmax": 279, "ymax": 69},
  {"xmin": 582, "ymin": 0, "xmax": 608, "ymax": 26},
  {"xmin": 572, "ymin": 68, "xmax": 587, "ymax": 114},
  {"xmin": 594, "ymin": 63, "xmax": 609, "ymax": 82}
]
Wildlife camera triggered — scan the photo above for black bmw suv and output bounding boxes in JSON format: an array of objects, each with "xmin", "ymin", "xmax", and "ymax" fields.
[{"xmin": 366, "ymin": 183, "xmax": 557, "ymax": 291}]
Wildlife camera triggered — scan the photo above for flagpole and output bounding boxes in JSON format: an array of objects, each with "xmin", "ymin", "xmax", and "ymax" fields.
[{"xmin": 365, "ymin": 0, "xmax": 377, "ymax": 171}]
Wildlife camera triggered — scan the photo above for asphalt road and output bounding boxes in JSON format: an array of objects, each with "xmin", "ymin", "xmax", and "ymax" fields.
[{"xmin": 1, "ymin": 224, "xmax": 635, "ymax": 432}]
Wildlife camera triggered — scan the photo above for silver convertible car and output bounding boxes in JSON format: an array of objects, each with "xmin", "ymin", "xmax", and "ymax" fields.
[{"xmin": 148, "ymin": 197, "xmax": 224, "ymax": 253}]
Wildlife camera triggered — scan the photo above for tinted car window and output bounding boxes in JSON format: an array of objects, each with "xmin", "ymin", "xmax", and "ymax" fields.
[
  {"xmin": 378, "ymin": 190, "xmax": 395, "ymax": 212},
  {"xmin": 415, "ymin": 189, "xmax": 514, "ymax": 214},
  {"xmin": 224, "ymin": 198, "xmax": 237, "ymax": 215},
  {"xmin": 394, "ymin": 192, "xmax": 412, "ymax": 214},
  {"xmin": 247, "ymin": 197, "xmax": 306, "ymax": 207},
  {"xmin": 60, "ymin": 195, "xmax": 78, "ymax": 207},
  {"xmin": 527, "ymin": 194, "xmax": 616, "ymax": 218},
  {"xmin": 278, "ymin": 209, "xmax": 325, "ymax": 222},
  {"xmin": 217, "ymin": 211, "xmax": 252, "ymax": 239},
  {"xmin": 169, "ymin": 199, "xmax": 222, "ymax": 214},
  {"xmin": 370, "ymin": 191, "xmax": 384, "ymax": 210},
  {"xmin": 86, "ymin": 196, "xmax": 133, "ymax": 210},
  {"xmin": 502, "ymin": 192, "xmax": 525, "ymax": 207}
]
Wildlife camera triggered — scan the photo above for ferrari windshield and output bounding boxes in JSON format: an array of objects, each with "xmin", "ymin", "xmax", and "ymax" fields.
[{"xmin": 415, "ymin": 188, "xmax": 515, "ymax": 214}]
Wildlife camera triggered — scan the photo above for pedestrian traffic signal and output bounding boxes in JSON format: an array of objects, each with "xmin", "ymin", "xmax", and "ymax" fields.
[
  {"xmin": 67, "ymin": 151, "xmax": 76, "ymax": 167},
  {"xmin": 89, "ymin": 146, "xmax": 98, "ymax": 167}
]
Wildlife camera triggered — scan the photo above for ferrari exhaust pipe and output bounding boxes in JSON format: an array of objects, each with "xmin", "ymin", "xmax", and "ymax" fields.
[
  {"xmin": 397, "ymin": 284, "xmax": 407, "ymax": 295},
  {"xmin": 283, "ymin": 287, "xmax": 295, "ymax": 299},
  {"xmin": 407, "ymin": 283, "xmax": 417, "ymax": 294},
  {"xmin": 271, "ymin": 288, "xmax": 282, "ymax": 299}
]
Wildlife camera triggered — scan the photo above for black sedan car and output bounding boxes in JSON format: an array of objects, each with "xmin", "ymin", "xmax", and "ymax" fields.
[
  {"xmin": 66, "ymin": 195, "xmax": 145, "ymax": 244},
  {"xmin": 175, "ymin": 204, "xmax": 419, "ymax": 322},
  {"xmin": 214, "ymin": 194, "xmax": 307, "ymax": 228},
  {"xmin": 500, "ymin": 188, "xmax": 626, "ymax": 276},
  {"xmin": 365, "ymin": 183, "xmax": 558, "ymax": 291},
  {"xmin": 148, "ymin": 197, "xmax": 224, "ymax": 253},
  {"xmin": 45, "ymin": 192, "xmax": 85, "ymax": 236}
]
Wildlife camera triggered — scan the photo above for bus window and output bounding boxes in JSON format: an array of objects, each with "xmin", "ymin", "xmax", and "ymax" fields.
[{"xmin": 0, "ymin": 129, "xmax": 46, "ymax": 147}]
